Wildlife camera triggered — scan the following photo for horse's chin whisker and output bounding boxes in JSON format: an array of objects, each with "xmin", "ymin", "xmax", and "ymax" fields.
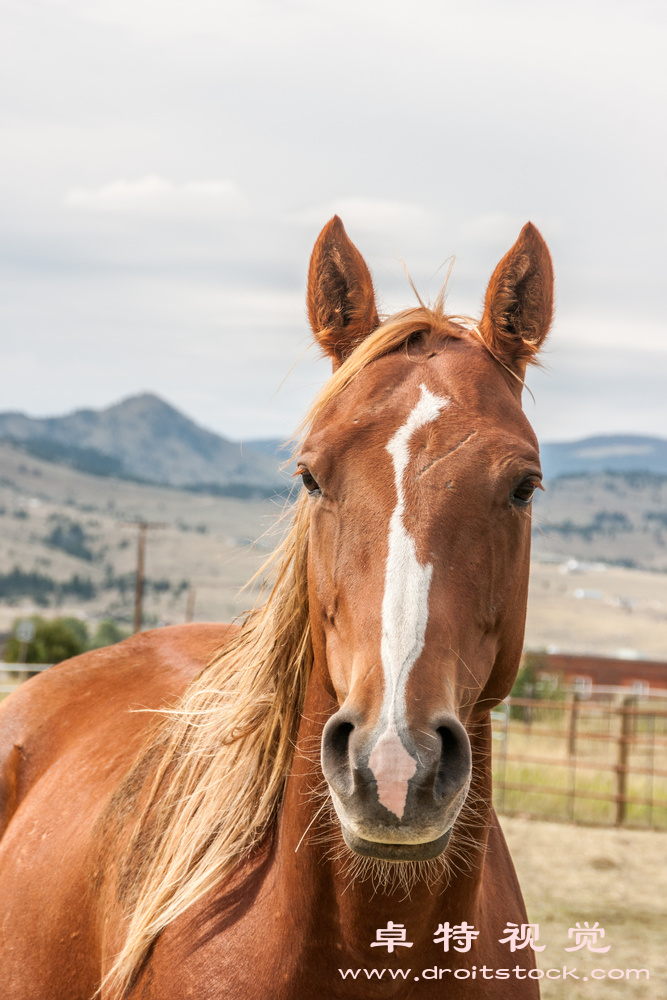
[
  {"xmin": 294, "ymin": 799, "xmax": 330, "ymax": 854},
  {"xmin": 299, "ymin": 779, "xmax": 488, "ymax": 902}
]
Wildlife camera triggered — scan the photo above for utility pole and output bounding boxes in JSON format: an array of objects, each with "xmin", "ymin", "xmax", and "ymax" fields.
[{"xmin": 122, "ymin": 522, "xmax": 167, "ymax": 633}]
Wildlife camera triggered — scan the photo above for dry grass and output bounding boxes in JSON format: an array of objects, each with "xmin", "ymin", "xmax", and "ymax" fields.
[{"xmin": 502, "ymin": 816, "xmax": 667, "ymax": 999}]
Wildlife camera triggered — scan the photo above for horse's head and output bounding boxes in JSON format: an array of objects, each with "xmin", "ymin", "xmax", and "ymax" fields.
[{"xmin": 301, "ymin": 217, "xmax": 553, "ymax": 862}]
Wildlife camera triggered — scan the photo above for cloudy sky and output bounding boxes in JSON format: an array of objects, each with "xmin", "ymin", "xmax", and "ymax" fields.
[{"xmin": 1, "ymin": 0, "xmax": 665, "ymax": 444}]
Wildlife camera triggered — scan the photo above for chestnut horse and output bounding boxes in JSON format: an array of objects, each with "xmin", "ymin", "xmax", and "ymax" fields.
[{"xmin": 0, "ymin": 217, "xmax": 553, "ymax": 999}]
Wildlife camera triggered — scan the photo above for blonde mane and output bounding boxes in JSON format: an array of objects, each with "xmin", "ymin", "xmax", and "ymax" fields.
[{"xmin": 106, "ymin": 302, "xmax": 476, "ymax": 996}]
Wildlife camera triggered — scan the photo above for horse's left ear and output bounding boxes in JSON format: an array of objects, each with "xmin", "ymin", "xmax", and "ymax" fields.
[
  {"xmin": 307, "ymin": 216, "xmax": 379, "ymax": 369},
  {"xmin": 479, "ymin": 222, "xmax": 554, "ymax": 377}
]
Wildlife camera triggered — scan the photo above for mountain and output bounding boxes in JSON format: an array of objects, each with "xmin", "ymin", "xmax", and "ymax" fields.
[
  {"xmin": 0, "ymin": 394, "xmax": 285, "ymax": 495},
  {"xmin": 242, "ymin": 438, "xmax": 293, "ymax": 459},
  {"xmin": 249, "ymin": 433, "xmax": 667, "ymax": 479},
  {"xmin": 540, "ymin": 435, "xmax": 667, "ymax": 480},
  {"xmin": 2, "ymin": 395, "xmax": 665, "ymax": 494}
]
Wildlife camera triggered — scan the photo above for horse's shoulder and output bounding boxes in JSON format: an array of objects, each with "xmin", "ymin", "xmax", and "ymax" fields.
[{"xmin": 0, "ymin": 622, "xmax": 236, "ymax": 837}]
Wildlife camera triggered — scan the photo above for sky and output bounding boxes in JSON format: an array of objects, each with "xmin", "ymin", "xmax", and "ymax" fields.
[{"xmin": 1, "ymin": 0, "xmax": 666, "ymax": 444}]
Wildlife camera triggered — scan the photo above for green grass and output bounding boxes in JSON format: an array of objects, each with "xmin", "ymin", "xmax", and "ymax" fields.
[{"xmin": 492, "ymin": 706, "xmax": 667, "ymax": 830}]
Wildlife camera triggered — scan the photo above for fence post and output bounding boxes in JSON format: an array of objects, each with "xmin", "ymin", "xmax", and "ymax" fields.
[
  {"xmin": 615, "ymin": 695, "xmax": 635, "ymax": 826},
  {"xmin": 568, "ymin": 692, "xmax": 579, "ymax": 757},
  {"xmin": 647, "ymin": 710, "xmax": 656, "ymax": 828},
  {"xmin": 567, "ymin": 694, "xmax": 579, "ymax": 821}
]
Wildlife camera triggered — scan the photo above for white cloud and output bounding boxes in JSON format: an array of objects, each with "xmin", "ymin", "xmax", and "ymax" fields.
[{"xmin": 63, "ymin": 175, "xmax": 243, "ymax": 215}]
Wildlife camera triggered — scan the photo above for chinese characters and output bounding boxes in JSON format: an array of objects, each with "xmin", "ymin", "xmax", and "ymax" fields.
[{"xmin": 370, "ymin": 920, "xmax": 612, "ymax": 955}]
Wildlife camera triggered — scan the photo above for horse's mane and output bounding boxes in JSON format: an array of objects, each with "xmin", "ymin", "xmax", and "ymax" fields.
[{"xmin": 106, "ymin": 303, "xmax": 477, "ymax": 996}]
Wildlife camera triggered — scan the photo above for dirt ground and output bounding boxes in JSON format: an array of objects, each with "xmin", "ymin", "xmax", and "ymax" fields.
[
  {"xmin": 501, "ymin": 816, "xmax": 666, "ymax": 1000},
  {"xmin": 525, "ymin": 560, "xmax": 667, "ymax": 660}
]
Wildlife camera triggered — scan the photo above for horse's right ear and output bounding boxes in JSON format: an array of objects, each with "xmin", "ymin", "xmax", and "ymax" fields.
[{"xmin": 307, "ymin": 216, "xmax": 379, "ymax": 369}]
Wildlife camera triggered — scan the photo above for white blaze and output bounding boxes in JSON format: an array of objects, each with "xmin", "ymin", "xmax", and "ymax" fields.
[{"xmin": 369, "ymin": 384, "xmax": 450, "ymax": 819}]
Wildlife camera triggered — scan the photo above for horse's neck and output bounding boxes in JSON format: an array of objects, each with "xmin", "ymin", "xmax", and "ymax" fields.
[{"xmin": 274, "ymin": 674, "xmax": 494, "ymax": 954}]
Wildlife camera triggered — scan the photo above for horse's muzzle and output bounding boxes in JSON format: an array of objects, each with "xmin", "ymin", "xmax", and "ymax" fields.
[{"xmin": 321, "ymin": 709, "xmax": 471, "ymax": 862}]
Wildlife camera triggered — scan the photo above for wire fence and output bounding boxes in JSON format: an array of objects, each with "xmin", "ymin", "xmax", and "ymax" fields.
[
  {"xmin": 4, "ymin": 668, "xmax": 667, "ymax": 830},
  {"xmin": 492, "ymin": 695, "xmax": 667, "ymax": 829}
]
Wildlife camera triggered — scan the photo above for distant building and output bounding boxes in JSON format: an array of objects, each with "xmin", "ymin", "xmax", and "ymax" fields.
[{"xmin": 539, "ymin": 652, "xmax": 667, "ymax": 698}]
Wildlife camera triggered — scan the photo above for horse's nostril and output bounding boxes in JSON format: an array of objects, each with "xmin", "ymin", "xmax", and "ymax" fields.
[
  {"xmin": 438, "ymin": 724, "xmax": 459, "ymax": 758},
  {"xmin": 434, "ymin": 720, "xmax": 472, "ymax": 801},
  {"xmin": 329, "ymin": 720, "xmax": 354, "ymax": 766},
  {"xmin": 321, "ymin": 714, "xmax": 356, "ymax": 797}
]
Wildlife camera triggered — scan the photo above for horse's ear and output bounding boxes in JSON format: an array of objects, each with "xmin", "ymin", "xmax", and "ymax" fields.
[
  {"xmin": 479, "ymin": 222, "xmax": 554, "ymax": 376},
  {"xmin": 307, "ymin": 216, "xmax": 379, "ymax": 369}
]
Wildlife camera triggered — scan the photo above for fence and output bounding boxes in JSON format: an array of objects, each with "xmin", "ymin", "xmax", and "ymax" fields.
[
  {"xmin": 492, "ymin": 695, "xmax": 667, "ymax": 829},
  {"xmin": 3, "ymin": 669, "xmax": 667, "ymax": 830},
  {"xmin": 0, "ymin": 663, "xmax": 51, "ymax": 696}
]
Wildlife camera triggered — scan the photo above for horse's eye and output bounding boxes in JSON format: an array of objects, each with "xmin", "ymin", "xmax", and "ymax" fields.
[
  {"xmin": 511, "ymin": 477, "xmax": 541, "ymax": 507},
  {"xmin": 299, "ymin": 467, "xmax": 321, "ymax": 496}
]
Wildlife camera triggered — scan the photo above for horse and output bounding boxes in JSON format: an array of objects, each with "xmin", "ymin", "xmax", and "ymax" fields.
[{"xmin": 0, "ymin": 216, "xmax": 553, "ymax": 999}]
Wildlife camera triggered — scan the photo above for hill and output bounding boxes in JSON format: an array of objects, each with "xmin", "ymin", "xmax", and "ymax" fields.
[
  {"xmin": 532, "ymin": 470, "xmax": 667, "ymax": 572},
  {"xmin": 540, "ymin": 434, "xmax": 667, "ymax": 479},
  {"xmin": 0, "ymin": 440, "xmax": 271, "ymax": 631},
  {"xmin": 1, "ymin": 441, "xmax": 666, "ymax": 658},
  {"xmin": 0, "ymin": 394, "xmax": 285, "ymax": 494}
]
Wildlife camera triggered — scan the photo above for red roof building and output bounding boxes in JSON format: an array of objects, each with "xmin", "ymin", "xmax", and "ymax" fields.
[{"xmin": 540, "ymin": 652, "xmax": 667, "ymax": 697}]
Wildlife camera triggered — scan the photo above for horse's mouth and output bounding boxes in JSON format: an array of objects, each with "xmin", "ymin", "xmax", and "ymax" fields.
[{"xmin": 341, "ymin": 825, "xmax": 452, "ymax": 862}]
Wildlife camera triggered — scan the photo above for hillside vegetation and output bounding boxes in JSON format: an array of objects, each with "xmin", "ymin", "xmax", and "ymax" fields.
[
  {"xmin": 1, "ymin": 440, "xmax": 666, "ymax": 659},
  {"xmin": 532, "ymin": 472, "xmax": 667, "ymax": 572},
  {"xmin": 0, "ymin": 441, "xmax": 273, "ymax": 632}
]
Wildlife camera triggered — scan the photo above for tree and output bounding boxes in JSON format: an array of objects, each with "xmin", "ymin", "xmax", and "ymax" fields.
[
  {"xmin": 510, "ymin": 650, "xmax": 555, "ymax": 721},
  {"xmin": 5, "ymin": 616, "xmax": 88, "ymax": 665},
  {"xmin": 89, "ymin": 620, "xmax": 130, "ymax": 649}
]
